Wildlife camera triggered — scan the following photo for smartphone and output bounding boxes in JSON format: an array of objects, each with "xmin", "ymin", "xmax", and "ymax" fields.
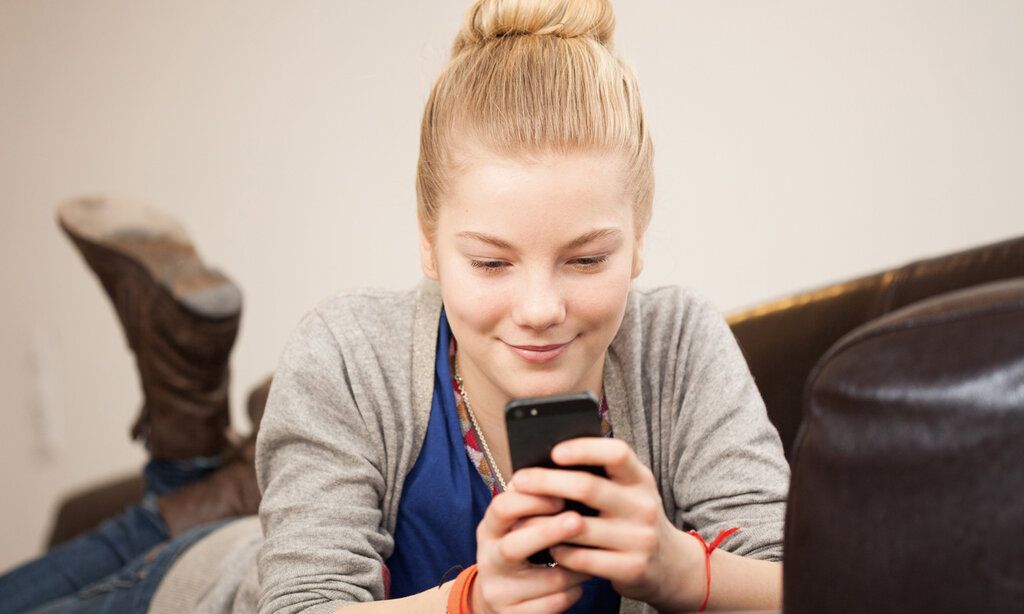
[{"xmin": 505, "ymin": 391, "xmax": 607, "ymax": 565}]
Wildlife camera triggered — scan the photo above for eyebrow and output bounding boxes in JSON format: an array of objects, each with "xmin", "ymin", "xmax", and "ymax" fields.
[{"xmin": 456, "ymin": 228, "xmax": 623, "ymax": 251}]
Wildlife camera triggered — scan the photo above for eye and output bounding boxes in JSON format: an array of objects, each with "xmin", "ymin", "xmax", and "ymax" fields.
[
  {"xmin": 469, "ymin": 259, "xmax": 510, "ymax": 273},
  {"xmin": 570, "ymin": 254, "xmax": 609, "ymax": 269}
]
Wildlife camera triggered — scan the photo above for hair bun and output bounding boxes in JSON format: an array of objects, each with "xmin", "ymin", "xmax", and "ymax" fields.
[{"xmin": 453, "ymin": 0, "xmax": 615, "ymax": 53}]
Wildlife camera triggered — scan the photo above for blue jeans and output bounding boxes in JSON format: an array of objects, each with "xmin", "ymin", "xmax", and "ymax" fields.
[{"xmin": 0, "ymin": 456, "xmax": 225, "ymax": 614}]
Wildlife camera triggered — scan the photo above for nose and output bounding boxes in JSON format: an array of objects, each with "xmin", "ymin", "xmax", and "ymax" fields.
[{"xmin": 510, "ymin": 271, "xmax": 566, "ymax": 331}]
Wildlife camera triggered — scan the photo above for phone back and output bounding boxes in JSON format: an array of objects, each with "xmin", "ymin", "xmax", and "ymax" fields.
[
  {"xmin": 505, "ymin": 392, "xmax": 605, "ymax": 565},
  {"xmin": 505, "ymin": 392, "xmax": 603, "ymax": 472}
]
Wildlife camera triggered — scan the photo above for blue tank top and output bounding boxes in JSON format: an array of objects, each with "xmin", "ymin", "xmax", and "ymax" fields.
[{"xmin": 386, "ymin": 309, "xmax": 620, "ymax": 612}]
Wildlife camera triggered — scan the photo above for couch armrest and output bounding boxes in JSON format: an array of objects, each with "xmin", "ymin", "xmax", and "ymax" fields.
[
  {"xmin": 728, "ymin": 234, "xmax": 1024, "ymax": 459},
  {"xmin": 783, "ymin": 277, "xmax": 1024, "ymax": 612}
]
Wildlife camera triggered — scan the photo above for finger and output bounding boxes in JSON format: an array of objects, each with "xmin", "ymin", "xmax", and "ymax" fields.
[
  {"xmin": 551, "ymin": 437, "xmax": 654, "ymax": 486},
  {"xmin": 509, "ymin": 514, "xmax": 553, "ymax": 534},
  {"xmin": 559, "ymin": 516, "xmax": 659, "ymax": 553},
  {"xmin": 478, "ymin": 491, "xmax": 564, "ymax": 540},
  {"xmin": 505, "ymin": 584, "xmax": 584, "ymax": 614},
  {"xmin": 551, "ymin": 545, "xmax": 650, "ymax": 586},
  {"xmin": 512, "ymin": 514, "xmax": 656, "ymax": 552},
  {"xmin": 482, "ymin": 566, "xmax": 590, "ymax": 606},
  {"xmin": 496, "ymin": 511, "xmax": 585, "ymax": 564},
  {"xmin": 511, "ymin": 467, "xmax": 632, "ymax": 516}
]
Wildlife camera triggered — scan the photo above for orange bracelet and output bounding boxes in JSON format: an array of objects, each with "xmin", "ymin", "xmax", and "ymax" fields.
[
  {"xmin": 687, "ymin": 527, "xmax": 740, "ymax": 613},
  {"xmin": 446, "ymin": 564, "xmax": 479, "ymax": 614}
]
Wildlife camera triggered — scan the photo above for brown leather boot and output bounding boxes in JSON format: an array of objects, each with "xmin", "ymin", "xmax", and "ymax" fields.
[
  {"xmin": 156, "ymin": 445, "xmax": 261, "ymax": 537},
  {"xmin": 246, "ymin": 374, "xmax": 272, "ymax": 433},
  {"xmin": 57, "ymin": 196, "xmax": 242, "ymax": 460},
  {"xmin": 155, "ymin": 378, "xmax": 272, "ymax": 536}
]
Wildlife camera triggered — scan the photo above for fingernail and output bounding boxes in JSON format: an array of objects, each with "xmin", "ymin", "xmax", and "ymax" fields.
[
  {"xmin": 513, "ymin": 471, "xmax": 529, "ymax": 486},
  {"xmin": 562, "ymin": 515, "xmax": 579, "ymax": 530}
]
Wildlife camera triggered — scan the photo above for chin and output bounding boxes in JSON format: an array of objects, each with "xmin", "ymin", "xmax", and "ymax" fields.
[{"xmin": 502, "ymin": 370, "xmax": 588, "ymax": 400}]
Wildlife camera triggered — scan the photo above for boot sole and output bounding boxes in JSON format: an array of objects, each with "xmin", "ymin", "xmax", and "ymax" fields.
[{"xmin": 57, "ymin": 197, "xmax": 242, "ymax": 320}]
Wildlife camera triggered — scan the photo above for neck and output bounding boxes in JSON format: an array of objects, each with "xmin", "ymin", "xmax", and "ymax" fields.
[
  {"xmin": 454, "ymin": 349, "xmax": 607, "ymax": 484},
  {"xmin": 455, "ymin": 354, "xmax": 513, "ymax": 483}
]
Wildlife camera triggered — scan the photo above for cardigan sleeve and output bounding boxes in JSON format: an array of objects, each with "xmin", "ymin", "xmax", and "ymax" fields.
[
  {"xmin": 668, "ymin": 292, "xmax": 790, "ymax": 562},
  {"xmin": 255, "ymin": 309, "xmax": 392, "ymax": 614}
]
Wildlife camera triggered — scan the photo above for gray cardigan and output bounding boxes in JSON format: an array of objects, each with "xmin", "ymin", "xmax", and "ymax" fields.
[{"xmin": 157, "ymin": 279, "xmax": 790, "ymax": 614}]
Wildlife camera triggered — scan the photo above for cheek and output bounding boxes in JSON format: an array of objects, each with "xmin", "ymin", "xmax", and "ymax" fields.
[
  {"xmin": 438, "ymin": 268, "xmax": 506, "ymax": 336},
  {"xmin": 569, "ymin": 264, "xmax": 634, "ymax": 319},
  {"xmin": 567, "ymin": 276, "xmax": 632, "ymax": 355},
  {"xmin": 436, "ymin": 248, "xmax": 479, "ymax": 305},
  {"xmin": 575, "ymin": 289, "xmax": 630, "ymax": 342}
]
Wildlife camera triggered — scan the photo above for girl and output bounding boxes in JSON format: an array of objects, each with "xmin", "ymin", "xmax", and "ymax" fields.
[{"xmin": 255, "ymin": 1, "xmax": 789, "ymax": 612}]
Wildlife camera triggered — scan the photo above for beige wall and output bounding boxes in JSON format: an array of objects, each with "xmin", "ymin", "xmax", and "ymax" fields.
[{"xmin": 1, "ymin": 0, "xmax": 1022, "ymax": 569}]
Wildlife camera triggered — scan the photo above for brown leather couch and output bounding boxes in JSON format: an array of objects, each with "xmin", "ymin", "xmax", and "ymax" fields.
[
  {"xmin": 45, "ymin": 235, "xmax": 1024, "ymax": 598},
  {"xmin": 783, "ymin": 276, "xmax": 1024, "ymax": 612},
  {"xmin": 729, "ymin": 234, "xmax": 1024, "ymax": 460}
]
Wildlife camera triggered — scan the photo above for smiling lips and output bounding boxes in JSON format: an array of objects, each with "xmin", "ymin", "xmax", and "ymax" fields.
[{"xmin": 505, "ymin": 337, "xmax": 576, "ymax": 364}]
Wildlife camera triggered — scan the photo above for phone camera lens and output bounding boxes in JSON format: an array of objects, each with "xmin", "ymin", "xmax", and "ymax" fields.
[{"xmin": 514, "ymin": 409, "xmax": 524, "ymax": 419}]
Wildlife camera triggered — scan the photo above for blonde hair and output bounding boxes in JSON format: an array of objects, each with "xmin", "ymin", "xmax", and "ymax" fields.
[{"xmin": 416, "ymin": 0, "xmax": 654, "ymax": 237}]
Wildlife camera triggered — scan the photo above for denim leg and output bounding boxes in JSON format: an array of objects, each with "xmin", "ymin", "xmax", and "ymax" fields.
[
  {"xmin": 0, "ymin": 503, "xmax": 167, "ymax": 614},
  {"xmin": 0, "ymin": 455, "xmax": 224, "ymax": 613},
  {"xmin": 25, "ymin": 518, "xmax": 233, "ymax": 614}
]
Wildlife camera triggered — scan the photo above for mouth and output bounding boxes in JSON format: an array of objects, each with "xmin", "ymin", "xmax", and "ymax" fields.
[{"xmin": 504, "ymin": 336, "xmax": 577, "ymax": 364}]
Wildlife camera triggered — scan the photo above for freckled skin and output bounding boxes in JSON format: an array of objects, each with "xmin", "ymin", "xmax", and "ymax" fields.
[{"xmin": 420, "ymin": 147, "xmax": 644, "ymax": 437}]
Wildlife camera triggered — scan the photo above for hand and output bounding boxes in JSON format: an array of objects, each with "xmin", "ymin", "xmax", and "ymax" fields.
[
  {"xmin": 473, "ymin": 489, "xmax": 594, "ymax": 614},
  {"xmin": 509, "ymin": 438, "xmax": 704, "ymax": 612}
]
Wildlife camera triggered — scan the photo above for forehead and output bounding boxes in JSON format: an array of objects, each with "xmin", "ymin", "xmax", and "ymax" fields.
[{"xmin": 440, "ymin": 146, "xmax": 632, "ymax": 233}]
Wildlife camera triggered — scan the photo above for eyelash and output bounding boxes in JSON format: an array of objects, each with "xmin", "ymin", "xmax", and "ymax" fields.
[{"xmin": 469, "ymin": 255, "xmax": 609, "ymax": 273}]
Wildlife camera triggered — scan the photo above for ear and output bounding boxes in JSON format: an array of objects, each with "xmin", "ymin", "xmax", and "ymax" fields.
[
  {"xmin": 418, "ymin": 221, "xmax": 440, "ymax": 281},
  {"xmin": 631, "ymin": 234, "xmax": 645, "ymax": 279}
]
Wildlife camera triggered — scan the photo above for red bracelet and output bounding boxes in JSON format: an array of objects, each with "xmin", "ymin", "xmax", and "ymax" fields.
[
  {"xmin": 446, "ymin": 564, "xmax": 479, "ymax": 614},
  {"xmin": 686, "ymin": 527, "xmax": 740, "ymax": 613}
]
